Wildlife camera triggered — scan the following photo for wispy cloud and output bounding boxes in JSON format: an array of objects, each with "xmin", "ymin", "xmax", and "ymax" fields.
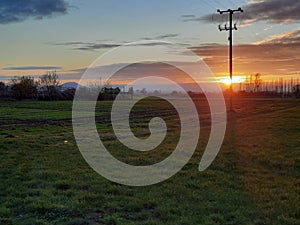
[
  {"xmin": 48, "ymin": 41, "xmax": 121, "ymax": 51},
  {"xmin": 0, "ymin": 0, "xmax": 70, "ymax": 24},
  {"xmin": 73, "ymin": 43, "xmax": 121, "ymax": 51},
  {"xmin": 50, "ymin": 42, "xmax": 92, "ymax": 46},
  {"xmin": 2, "ymin": 66, "xmax": 62, "ymax": 71},
  {"xmin": 180, "ymin": 14, "xmax": 199, "ymax": 22},
  {"xmin": 255, "ymin": 29, "xmax": 300, "ymax": 45},
  {"xmin": 49, "ymin": 40, "xmax": 172, "ymax": 51},
  {"xmin": 142, "ymin": 33, "xmax": 179, "ymax": 40},
  {"xmin": 181, "ymin": 15, "xmax": 196, "ymax": 18},
  {"xmin": 156, "ymin": 33, "xmax": 179, "ymax": 39},
  {"xmin": 188, "ymin": 0, "xmax": 300, "ymax": 25}
]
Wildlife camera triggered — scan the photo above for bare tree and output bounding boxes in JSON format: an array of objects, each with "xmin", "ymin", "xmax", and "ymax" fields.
[
  {"xmin": 40, "ymin": 71, "xmax": 59, "ymax": 86},
  {"xmin": 10, "ymin": 76, "xmax": 38, "ymax": 100},
  {"xmin": 254, "ymin": 73, "xmax": 262, "ymax": 93},
  {"xmin": 39, "ymin": 71, "xmax": 61, "ymax": 100}
]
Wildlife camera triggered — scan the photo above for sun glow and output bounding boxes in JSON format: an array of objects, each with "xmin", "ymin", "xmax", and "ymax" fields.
[{"xmin": 220, "ymin": 76, "xmax": 245, "ymax": 85}]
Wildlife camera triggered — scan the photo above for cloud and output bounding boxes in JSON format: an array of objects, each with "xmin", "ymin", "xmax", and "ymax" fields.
[
  {"xmin": 243, "ymin": 0, "xmax": 300, "ymax": 24},
  {"xmin": 50, "ymin": 42, "xmax": 92, "ymax": 46},
  {"xmin": 68, "ymin": 68, "xmax": 87, "ymax": 73},
  {"xmin": 3, "ymin": 66, "xmax": 62, "ymax": 71},
  {"xmin": 190, "ymin": 31, "xmax": 300, "ymax": 77},
  {"xmin": 142, "ymin": 33, "xmax": 179, "ymax": 40},
  {"xmin": 73, "ymin": 42, "xmax": 171, "ymax": 51},
  {"xmin": 156, "ymin": 34, "xmax": 179, "ymax": 39},
  {"xmin": 181, "ymin": 15, "xmax": 196, "ymax": 18},
  {"xmin": 66, "ymin": 62, "xmax": 207, "ymax": 88},
  {"xmin": 255, "ymin": 28, "xmax": 300, "ymax": 45},
  {"xmin": 133, "ymin": 41, "xmax": 172, "ymax": 47},
  {"xmin": 73, "ymin": 43, "xmax": 121, "ymax": 51},
  {"xmin": 180, "ymin": 14, "xmax": 200, "ymax": 22},
  {"xmin": 48, "ymin": 41, "xmax": 121, "ymax": 51},
  {"xmin": 50, "ymin": 40, "xmax": 172, "ymax": 51},
  {"xmin": 192, "ymin": 0, "xmax": 300, "ymax": 24},
  {"xmin": 0, "ymin": 0, "xmax": 70, "ymax": 24}
]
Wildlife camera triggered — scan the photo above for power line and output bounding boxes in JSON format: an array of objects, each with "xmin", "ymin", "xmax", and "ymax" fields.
[
  {"xmin": 217, "ymin": 7, "xmax": 243, "ymax": 112},
  {"xmin": 202, "ymin": 0, "xmax": 218, "ymax": 12},
  {"xmin": 203, "ymin": 0, "xmax": 218, "ymax": 9},
  {"xmin": 227, "ymin": 0, "xmax": 239, "ymax": 8},
  {"xmin": 214, "ymin": 0, "xmax": 228, "ymax": 9}
]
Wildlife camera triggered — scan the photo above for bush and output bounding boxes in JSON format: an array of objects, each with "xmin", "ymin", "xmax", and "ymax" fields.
[{"xmin": 10, "ymin": 76, "xmax": 38, "ymax": 100}]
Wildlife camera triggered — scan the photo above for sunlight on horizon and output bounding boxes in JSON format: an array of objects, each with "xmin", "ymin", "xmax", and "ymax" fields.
[{"xmin": 219, "ymin": 76, "xmax": 246, "ymax": 86}]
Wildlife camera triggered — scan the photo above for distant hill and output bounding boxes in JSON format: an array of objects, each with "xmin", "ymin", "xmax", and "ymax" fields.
[{"xmin": 60, "ymin": 82, "xmax": 79, "ymax": 91}]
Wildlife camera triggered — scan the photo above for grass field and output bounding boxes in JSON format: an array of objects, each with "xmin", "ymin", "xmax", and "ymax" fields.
[{"xmin": 0, "ymin": 97, "xmax": 299, "ymax": 225}]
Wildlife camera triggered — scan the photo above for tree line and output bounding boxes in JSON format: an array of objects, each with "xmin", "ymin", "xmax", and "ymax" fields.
[
  {"xmin": 0, "ymin": 71, "xmax": 126, "ymax": 101},
  {"xmin": 0, "ymin": 71, "xmax": 73, "ymax": 100}
]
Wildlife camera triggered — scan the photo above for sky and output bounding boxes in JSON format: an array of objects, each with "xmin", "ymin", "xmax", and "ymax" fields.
[{"xmin": 0, "ymin": 0, "xmax": 299, "ymax": 85}]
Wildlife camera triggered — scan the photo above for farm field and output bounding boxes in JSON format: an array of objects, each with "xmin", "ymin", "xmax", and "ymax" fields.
[{"xmin": 0, "ymin": 97, "xmax": 299, "ymax": 225}]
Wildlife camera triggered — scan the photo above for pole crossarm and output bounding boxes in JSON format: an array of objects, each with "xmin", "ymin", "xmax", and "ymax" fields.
[
  {"xmin": 217, "ymin": 8, "xmax": 243, "ymax": 31},
  {"xmin": 218, "ymin": 24, "xmax": 238, "ymax": 31},
  {"xmin": 217, "ymin": 8, "xmax": 243, "ymax": 14}
]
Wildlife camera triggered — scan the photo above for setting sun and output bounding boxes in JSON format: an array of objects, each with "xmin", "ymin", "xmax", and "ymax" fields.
[{"xmin": 220, "ymin": 76, "xmax": 245, "ymax": 85}]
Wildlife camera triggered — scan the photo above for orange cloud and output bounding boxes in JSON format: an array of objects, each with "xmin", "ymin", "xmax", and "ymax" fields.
[{"xmin": 190, "ymin": 30, "xmax": 300, "ymax": 79}]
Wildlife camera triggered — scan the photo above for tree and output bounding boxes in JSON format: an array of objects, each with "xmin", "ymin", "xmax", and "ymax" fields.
[
  {"xmin": 128, "ymin": 87, "xmax": 134, "ymax": 94},
  {"xmin": 140, "ymin": 88, "xmax": 147, "ymax": 94},
  {"xmin": 10, "ymin": 76, "xmax": 38, "ymax": 100},
  {"xmin": 293, "ymin": 84, "xmax": 300, "ymax": 98},
  {"xmin": 254, "ymin": 73, "xmax": 262, "ymax": 93},
  {"xmin": 39, "ymin": 71, "xmax": 61, "ymax": 100},
  {"xmin": 98, "ymin": 87, "xmax": 120, "ymax": 101},
  {"xmin": 128, "ymin": 87, "xmax": 134, "ymax": 100},
  {"xmin": 171, "ymin": 90, "xmax": 178, "ymax": 96},
  {"xmin": 0, "ymin": 82, "xmax": 8, "ymax": 97}
]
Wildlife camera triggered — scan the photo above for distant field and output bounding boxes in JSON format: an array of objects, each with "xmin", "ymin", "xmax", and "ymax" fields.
[{"xmin": 0, "ymin": 97, "xmax": 299, "ymax": 225}]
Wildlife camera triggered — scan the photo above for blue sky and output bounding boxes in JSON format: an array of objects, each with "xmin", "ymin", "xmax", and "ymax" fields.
[{"xmin": 0, "ymin": 0, "xmax": 299, "ymax": 82}]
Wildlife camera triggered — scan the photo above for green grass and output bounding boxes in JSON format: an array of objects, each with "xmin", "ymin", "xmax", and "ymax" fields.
[{"xmin": 0, "ymin": 97, "xmax": 299, "ymax": 224}]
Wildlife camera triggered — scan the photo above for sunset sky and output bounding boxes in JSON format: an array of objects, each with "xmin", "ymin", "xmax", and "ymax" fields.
[{"xmin": 0, "ymin": 0, "xmax": 299, "ymax": 84}]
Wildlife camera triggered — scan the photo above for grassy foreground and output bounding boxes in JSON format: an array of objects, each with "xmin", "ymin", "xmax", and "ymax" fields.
[{"xmin": 0, "ymin": 98, "xmax": 299, "ymax": 225}]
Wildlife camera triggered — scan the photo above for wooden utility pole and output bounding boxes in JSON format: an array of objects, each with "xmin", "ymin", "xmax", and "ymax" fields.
[{"xmin": 217, "ymin": 8, "xmax": 243, "ymax": 111}]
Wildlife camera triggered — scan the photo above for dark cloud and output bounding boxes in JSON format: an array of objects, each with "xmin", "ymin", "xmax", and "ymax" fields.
[
  {"xmin": 156, "ymin": 34, "xmax": 179, "ymax": 39},
  {"xmin": 48, "ymin": 41, "xmax": 121, "ymax": 51},
  {"xmin": 142, "ymin": 33, "xmax": 179, "ymax": 40},
  {"xmin": 133, "ymin": 41, "xmax": 172, "ymax": 47},
  {"xmin": 50, "ymin": 42, "xmax": 92, "ymax": 46},
  {"xmin": 180, "ymin": 15, "xmax": 198, "ymax": 22},
  {"xmin": 190, "ymin": 0, "xmax": 300, "ymax": 24},
  {"xmin": 3, "ymin": 66, "xmax": 62, "ymax": 71},
  {"xmin": 190, "ymin": 36, "xmax": 300, "ymax": 76},
  {"xmin": 181, "ymin": 15, "xmax": 196, "ymax": 18},
  {"xmin": 0, "ymin": 0, "xmax": 69, "ymax": 24},
  {"xmin": 73, "ymin": 43, "xmax": 121, "ymax": 51},
  {"xmin": 242, "ymin": 0, "xmax": 300, "ymax": 23},
  {"xmin": 50, "ymin": 40, "xmax": 171, "ymax": 51}
]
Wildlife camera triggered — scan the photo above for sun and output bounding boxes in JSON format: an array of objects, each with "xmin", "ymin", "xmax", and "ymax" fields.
[{"xmin": 220, "ymin": 76, "xmax": 245, "ymax": 85}]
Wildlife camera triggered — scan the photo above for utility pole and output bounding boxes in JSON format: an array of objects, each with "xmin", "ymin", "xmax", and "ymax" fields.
[{"xmin": 217, "ymin": 8, "xmax": 243, "ymax": 112}]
